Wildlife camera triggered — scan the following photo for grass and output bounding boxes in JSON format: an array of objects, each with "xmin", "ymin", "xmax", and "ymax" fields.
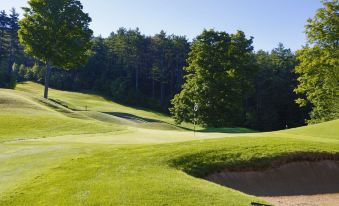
[
  {"xmin": 15, "ymin": 82, "xmax": 183, "ymax": 126},
  {"xmin": 281, "ymin": 119, "xmax": 339, "ymax": 139},
  {"xmin": 0, "ymin": 89, "xmax": 123, "ymax": 142},
  {"xmin": 0, "ymin": 82, "xmax": 338, "ymax": 205}
]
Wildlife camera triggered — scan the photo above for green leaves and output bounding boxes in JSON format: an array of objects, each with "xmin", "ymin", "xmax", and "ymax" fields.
[
  {"xmin": 295, "ymin": 0, "xmax": 339, "ymax": 123},
  {"xmin": 171, "ymin": 29, "xmax": 256, "ymax": 127},
  {"xmin": 250, "ymin": 44, "xmax": 305, "ymax": 131},
  {"xmin": 295, "ymin": 46, "xmax": 339, "ymax": 123},
  {"xmin": 18, "ymin": 0, "xmax": 93, "ymax": 68},
  {"xmin": 305, "ymin": 0, "xmax": 339, "ymax": 48}
]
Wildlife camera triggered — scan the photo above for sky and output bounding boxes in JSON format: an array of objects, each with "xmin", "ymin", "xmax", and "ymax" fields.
[{"xmin": 1, "ymin": 0, "xmax": 322, "ymax": 51}]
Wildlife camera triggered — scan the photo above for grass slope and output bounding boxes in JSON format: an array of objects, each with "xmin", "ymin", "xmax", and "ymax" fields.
[
  {"xmin": 15, "ymin": 82, "xmax": 179, "ymax": 125},
  {"xmin": 0, "ymin": 82, "xmax": 338, "ymax": 206},
  {"xmin": 0, "ymin": 89, "xmax": 123, "ymax": 142},
  {"xmin": 282, "ymin": 119, "xmax": 339, "ymax": 139}
]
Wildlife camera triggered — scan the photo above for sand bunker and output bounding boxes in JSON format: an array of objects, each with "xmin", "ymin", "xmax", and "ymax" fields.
[{"xmin": 206, "ymin": 160, "xmax": 339, "ymax": 206}]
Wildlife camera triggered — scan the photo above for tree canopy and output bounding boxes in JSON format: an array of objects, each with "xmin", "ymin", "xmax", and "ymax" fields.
[
  {"xmin": 246, "ymin": 44, "xmax": 308, "ymax": 131},
  {"xmin": 170, "ymin": 29, "xmax": 256, "ymax": 127},
  {"xmin": 0, "ymin": 8, "xmax": 23, "ymax": 89},
  {"xmin": 295, "ymin": 0, "xmax": 339, "ymax": 123},
  {"xmin": 18, "ymin": 0, "xmax": 93, "ymax": 98}
]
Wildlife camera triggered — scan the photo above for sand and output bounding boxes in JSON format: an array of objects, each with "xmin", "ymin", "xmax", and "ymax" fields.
[
  {"xmin": 206, "ymin": 160, "xmax": 339, "ymax": 206},
  {"xmin": 263, "ymin": 193, "xmax": 339, "ymax": 206}
]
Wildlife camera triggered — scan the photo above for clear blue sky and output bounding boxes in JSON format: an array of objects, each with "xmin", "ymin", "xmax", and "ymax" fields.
[{"xmin": 1, "ymin": 0, "xmax": 322, "ymax": 51}]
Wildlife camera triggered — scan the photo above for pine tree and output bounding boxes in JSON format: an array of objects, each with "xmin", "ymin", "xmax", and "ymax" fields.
[
  {"xmin": 0, "ymin": 10, "xmax": 9, "ymax": 68},
  {"xmin": 7, "ymin": 8, "xmax": 20, "ymax": 76}
]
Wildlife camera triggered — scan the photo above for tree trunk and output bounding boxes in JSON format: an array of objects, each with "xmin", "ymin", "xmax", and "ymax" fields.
[
  {"xmin": 175, "ymin": 55, "xmax": 180, "ymax": 91},
  {"xmin": 160, "ymin": 83, "xmax": 164, "ymax": 104},
  {"xmin": 0, "ymin": 30, "xmax": 3, "ymax": 62},
  {"xmin": 135, "ymin": 66, "xmax": 139, "ymax": 92},
  {"xmin": 152, "ymin": 73, "xmax": 155, "ymax": 98},
  {"xmin": 44, "ymin": 62, "xmax": 51, "ymax": 99},
  {"xmin": 7, "ymin": 35, "xmax": 13, "ymax": 76}
]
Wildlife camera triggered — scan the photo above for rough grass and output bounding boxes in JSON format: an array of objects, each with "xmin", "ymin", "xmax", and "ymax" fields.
[{"xmin": 0, "ymin": 82, "xmax": 338, "ymax": 206}]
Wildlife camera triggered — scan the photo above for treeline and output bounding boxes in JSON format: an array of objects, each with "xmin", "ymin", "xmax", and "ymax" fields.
[
  {"xmin": 171, "ymin": 30, "xmax": 308, "ymax": 130},
  {"xmin": 0, "ymin": 9, "xmax": 32, "ymax": 88},
  {"xmin": 248, "ymin": 44, "xmax": 309, "ymax": 130},
  {"xmin": 171, "ymin": 0, "xmax": 338, "ymax": 129},
  {"xmin": 11, "ymin": 28, "xmax": 190, "ymax": 110}
]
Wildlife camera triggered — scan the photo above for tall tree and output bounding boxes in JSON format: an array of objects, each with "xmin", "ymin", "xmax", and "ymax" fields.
[
  {"xmin": 152, "ymin": 31, "xmax": 169, "ymax": 104},
  {"xmin": 73, "ymin": 36, "xmax": 108, "ymax": 89},
  {"xmin": 0, "ymin": 10, "xmax": 9, "ymax": 67},
  {"xmin": 7, "ymin": 8, "xmax": 20, "ymax": 75},
  {"xmin": 0, "ymin": 9, "xmax": 26, "ymax": 89},
  {"xmin": 18, "ymin": 0, "xmax": 93, "ymax": 98},
  {"xmin": 171, "ymin": 29, "xmax": 256, "ymax": 127},
  {"xmin": 247, "ymin": 44, "xmax": 308, "ymax": 131},
  {"xmin": 294, "ymin": 0, "xmax": 339, "ymax": 123}
]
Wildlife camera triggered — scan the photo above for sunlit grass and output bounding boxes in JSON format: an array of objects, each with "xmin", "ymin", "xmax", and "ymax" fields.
[
  {"xmin": 0, "ymin": 89, "xmax": 123, "ymax": 142},
  {"xmin": 0, "ymin": 82, "xmax": 338, "ymax": 205}
]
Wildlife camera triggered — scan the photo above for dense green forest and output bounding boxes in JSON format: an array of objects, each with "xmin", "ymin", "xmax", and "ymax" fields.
[
  {"xmin": 0, "ymin": 0, "xmax": 338, "ymax": 131},
  {"xmin": 0, "ymin": 8, "xmax": 32, "ymax": 88},
  {"xmin": 10, "ymin": 27, "xmax": 191, "ymax": 110}
]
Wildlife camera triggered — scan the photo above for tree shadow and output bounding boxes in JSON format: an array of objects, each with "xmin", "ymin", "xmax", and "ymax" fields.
[
  {"xmin": 103, "ymin": 112, "xmax": 163, "ymax": 123},
  {"xmin": 197, "ymin": 127, "xmax": 256, "ymax": 133}
]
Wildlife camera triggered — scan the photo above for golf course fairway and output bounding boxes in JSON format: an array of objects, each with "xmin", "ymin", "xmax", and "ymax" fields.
[{"xmin": 1, "ymin": 82, "xmax": 338, "ymax": 206}]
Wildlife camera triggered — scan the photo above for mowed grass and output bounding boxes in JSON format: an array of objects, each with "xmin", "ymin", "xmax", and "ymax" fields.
[
  {"xmin": 282, "ymin": 119, "xmax": 339, "ymax": 139},
  {"xmin": 1, "ymin": 135, "xmax": 339, "ymax": 206},
  {"xmin": 0, "ymin": 82, "xmax": 338, "ymax": 205},
  {"xmin": 16, "ymin": 82, "xmax": 182, "ymax": 126},
  {"xmin": 0, "ymin": 89, "xmax": 123, "ymax": 142}
]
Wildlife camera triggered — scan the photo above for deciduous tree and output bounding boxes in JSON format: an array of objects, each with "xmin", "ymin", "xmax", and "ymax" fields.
[
  {"xmin": 171, "ymin": 29, "xmax": 256, "ymax": 127},
  {"xmin": 295, "ymin": 0, "xmax": 339, "ymax": 123},
  {"xmin": 18, "ymin": 0, "xmax": 93, "ymax": 98}
]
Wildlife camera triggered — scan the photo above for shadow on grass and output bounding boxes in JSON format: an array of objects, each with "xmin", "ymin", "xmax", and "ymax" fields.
[
  {"xmin": 20, "ymin": 82, "xmax": 169, "ymax": 117},
  {"xmin": 49, "ymin": 96, "xmax": 256, "ymax": 133},
  {"xmin": 103, "ymin": 112, "xmax": 163, "ymax": 123},
  {"xmin": 198, "ymin": 127, "xmax": 256, "ymax": 133},
  {"xmin": 104, "ymin": 112, "xmax": 257, "ymax": 133}
]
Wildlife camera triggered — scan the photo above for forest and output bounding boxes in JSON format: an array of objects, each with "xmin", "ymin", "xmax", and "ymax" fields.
[{"xmin": 0, "ymin": 0, "xmax": 338, "ymax": 131}]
